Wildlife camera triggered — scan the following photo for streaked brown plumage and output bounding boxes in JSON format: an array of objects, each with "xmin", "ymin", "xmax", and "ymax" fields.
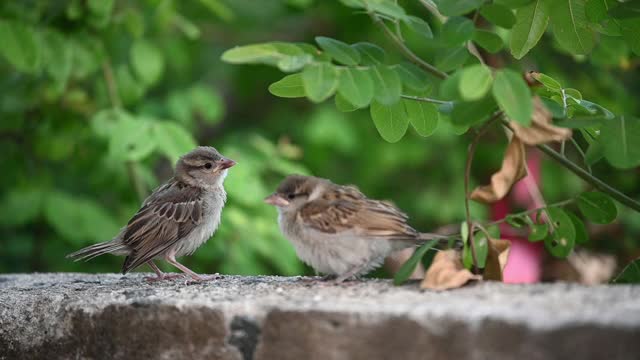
[
  {"xmin": 265, "ymin": 175, "xmax": 447, "ymax": 282},
  {"xmin": 67, "ymin": 146, "xmax": 236, "ymax": 281}
]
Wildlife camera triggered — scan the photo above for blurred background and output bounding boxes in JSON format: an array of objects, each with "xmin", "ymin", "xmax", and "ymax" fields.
[{"xmin": 1, "ymin": 0, "xmax": 639, "ymax": 278}]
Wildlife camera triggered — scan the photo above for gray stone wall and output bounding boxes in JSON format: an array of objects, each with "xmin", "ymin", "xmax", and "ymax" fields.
[{"xmin": 0, "ymin": 273, "xmax": 639, "ymax": 360}]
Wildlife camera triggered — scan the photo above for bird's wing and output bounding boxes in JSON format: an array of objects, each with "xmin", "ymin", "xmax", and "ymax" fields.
[
  {"xmin": 299, "ymin": 196, "xmax": 417, "ymax": 239},
  {"xmin": 120, "ymin": 180, "xmax": 204, "ymax": 273}
]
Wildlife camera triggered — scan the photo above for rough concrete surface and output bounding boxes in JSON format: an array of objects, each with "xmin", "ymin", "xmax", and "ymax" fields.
[{"xmin": 0, "ymin": 273, "xmax": 639, "ymax": 360}]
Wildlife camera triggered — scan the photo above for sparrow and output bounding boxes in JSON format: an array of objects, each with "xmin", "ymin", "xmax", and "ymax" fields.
[
  {"xmin": 67, "ymin": 146, "xmax": 236, "ymax": 281},
  {"xmin": 264, "ymin": 175, "xmax": 448, "ymax": 283}
]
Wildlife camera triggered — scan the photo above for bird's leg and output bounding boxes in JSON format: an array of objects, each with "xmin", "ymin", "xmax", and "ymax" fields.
[
  {"xmin": 144, "ymin": 260, "xmax": 184, "ymax": 282},
  {"xmin": 164, "ymin": 251, "xmax": 220, "ymax": 282},
  {"xmin": 334, "ymin": 263, "xmax": 368, "ymax": 284}
]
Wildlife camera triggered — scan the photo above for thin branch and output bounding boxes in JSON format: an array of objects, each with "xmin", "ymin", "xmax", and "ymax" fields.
[
  {"xmin": 102, "ymin": 62, "xmax": 147, "ymax": 203},
  {"xmin": 501, "ymin": 118, "xmax": 640, "ymax": 211},
  {"xmin": 537, "ymin": 144, "xmax": 640, "ymax": 212},
  {"xmin": 464, "ymin": 111, "xmax": 503, "ymax": 273},
  {"xmin": 400, "ymin": 94, "xmax": 450, "ymax": 104},
  {"xmin": 485, "ymin": 199, "xmax": 576, "ymax": 227},
  {"xmin": 569, "ymin": 137, "xmax": 592, "ymax": 174},
  {"xmin": 368, "ymin": 13, "xmax": 448, "ymax": 79}
]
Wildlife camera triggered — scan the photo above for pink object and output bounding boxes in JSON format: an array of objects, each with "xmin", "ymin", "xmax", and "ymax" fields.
[{"xmin": 492, "ymin": 150, "xmax": 544, "ymax": 283}]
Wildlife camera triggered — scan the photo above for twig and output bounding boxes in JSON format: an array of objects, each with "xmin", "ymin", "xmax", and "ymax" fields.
[
  {"xmin": 464, "ymin": 111, "xmax": 503, "ymax": 273},
  {"xmin": 501, "ymin": 118, "xmax": 640, "ymax": 211},
  {"xmin": 485, "ymin": 199, "xmax": 576, "ymax": 227},
  {"xmin": 569, "ymin": 137, "xmax": 592, "ymax": 174},
  {"xmin": 368, "ymin": 12, "xmax": 448, "ymax": 79},
  {"xmin": 102, "ymin": 62, "xmax": 148, "ymax": 203},
  {"xmin": 400, "ymin": 94, "xmax": 450, "ymax": 104}
]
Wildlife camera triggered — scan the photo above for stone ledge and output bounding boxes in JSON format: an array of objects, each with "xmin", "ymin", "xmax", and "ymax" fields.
[{"xmin": 0, "ymin": 273, "xmax": 639, "ymax": 360}]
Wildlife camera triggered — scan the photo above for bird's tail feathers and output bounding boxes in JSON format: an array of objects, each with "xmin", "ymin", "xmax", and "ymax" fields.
[{"xmin": 66, "ymin": 240, "xmax": 127, "ymax": 262}]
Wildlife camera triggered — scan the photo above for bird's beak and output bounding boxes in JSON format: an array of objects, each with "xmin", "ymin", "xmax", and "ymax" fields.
[
  {"xmin": 218, "ymin": 158, "xmax": 237, "ymax": 170},
  {"xmin": 264, "ymin": 193, "xmax": 289, "ymax": 206}
]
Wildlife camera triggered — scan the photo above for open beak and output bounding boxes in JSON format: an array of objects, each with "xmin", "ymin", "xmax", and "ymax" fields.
[
  {"xmin": 264, "ymin": 193, "xmax": 289, "ymax": 206},
  {"xmin": 218, "ymin": 158, "xmax": 237, "ymax": 170}
]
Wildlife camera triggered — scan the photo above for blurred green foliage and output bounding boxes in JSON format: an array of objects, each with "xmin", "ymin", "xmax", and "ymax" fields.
[{"xmin": 1, "ymin": 0, "xmax": 639, "ymax": 276}]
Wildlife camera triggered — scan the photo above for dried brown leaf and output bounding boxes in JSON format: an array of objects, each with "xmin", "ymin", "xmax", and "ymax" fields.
[
  {"xmin": 470, "ymin": 136, "xmax": 527, "ymax": 204},
  {"xmin": 510, "ymin": 97, "xmax": 572, "ymax": 145},
  {"xmin": 483, "ymin": 238, "xmax": 511, "ymax": 281},
  {"xmin": 421, "ymin": 250, "xmax": 481, "ymax": 290}
]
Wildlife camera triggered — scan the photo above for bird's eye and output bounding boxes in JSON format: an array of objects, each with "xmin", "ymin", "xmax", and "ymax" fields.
[
  {"xmin": 287, "ymin": 193, "xmax": 295, "ymax": 200},
  {"xmin": 204, "ymin": 163, "xmax": 213, "ymax": 169}
]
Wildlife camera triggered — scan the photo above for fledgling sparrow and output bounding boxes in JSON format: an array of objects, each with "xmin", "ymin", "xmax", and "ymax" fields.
[
  {"xmin": 265, "ymin": 175, "xmax": 448, "ymax": 283},
  {"xmin": 67, "ymin": 146, "xmax": 236, "ymax": 282}
]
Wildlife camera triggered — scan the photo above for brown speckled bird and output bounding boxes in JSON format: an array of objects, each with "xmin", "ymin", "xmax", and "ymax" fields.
[{"xmin": 67, "ymin": 146, "xmax": 236, "ymax": 281}]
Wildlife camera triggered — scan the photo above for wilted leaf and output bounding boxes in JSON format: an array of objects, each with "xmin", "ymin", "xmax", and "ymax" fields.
[
  {"xmin": 509, "ymin": 97, "xmax": 573, "ymax": 145},
  {"xmin": 483, "ymin": 238, "xmax": 511, "ymax": 281},
  {"xmin": 470, "ymin": 136, "xmax": 527, "ymax": 203},
  {"xmin": 421, "ymin": 250, "xmax": 481, "ymax": 290}
]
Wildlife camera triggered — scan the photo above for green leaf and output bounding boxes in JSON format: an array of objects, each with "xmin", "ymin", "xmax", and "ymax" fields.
[
  {"xmin": 578, "ymin": 191, "xmax": 618, "ymax": 224},
  {"xmin": 197, "ymin": 0, "xmax": 235, "ymax": 21},
  {"xmin": 620, "ymin": 18, "xmax": 640, "ymax": 55},
  {"xmin": 451, "ymin": 96, "xmax": 497, "ymax": 126},
  {"xmin": 506, "ymin": 214, "xmax": 529, "ymax": 228},
  {"xmin": 188, "ymin": 85, "xmax": 224, "ymax": 124},
  {"xmin": 108, "ymin": 113, "xmax": 156, "ymax": 161},
  {"xmin": 368, "ymin": 0, "xmax": 407, "ymax": 19},
  {"xmin": 510, "ymin": 0, "xmax": 550, "ymax": 59},
  {"xmin": 394, "ymin": 62, "xmax": 431, "ymax": 92},
  {"xmin": 153, "ymin": 121, "xmax": 198, "ymax": 164},
  {"xmin": 315, "ymin": 36, "xmax": 360, "ymax": 66},
  {"xmin": 492, "ymin": 69, "xmax": 533, "ymax": 125},
  {"xmin": 335, "ymin": 93, "xmax": 359, "ymax": 112},
  {"xmin": 338, "ymin": 68, "xmax": 374, "ymax": 108},
  {"xmin": 613, "ymin": 258, "xmax": 640, "ymax": 284},
  {"xmin": 600, "ymin": 116, "xmax": 640, "ymax": 168},
  {"xmin": 269, "ymin": 73, "xmax": 306, "ymax": 98},
  {"xmin": 473, "ymin": 30, "xmax": 505, "ymax": 53},
  {"xmin": 463, "ymin": 232, "xmax": 489, "ymax": 269},
  {"xmin": 404, "ymin": 16, "xmax": 433, "ymax": 39},
  {"xmin": 544, "ymin": 208, "xmax": 576, "ymax": 258},
  {"xmin": 0, "ymin": 20, "xmax": 41, "ymax": 73},
  {"xmin": 351, "ymin": 42, "xmax": 385, "ymax": 65},
  {"xmin": 585, "ymin": 0, "xmax": 609, "ymax": 23},
  {"xmin": 435, "ymin": 47, "xmax": 470, "ymax": 72},
  {"xmin": 370, "ymin": 100, "xmax": 409, "ymax": 142},
  {"xmin": 0, "ymin": 188, "xmax": 44, "ymax": 226},
  {"xmin": 496, "ymin": 0, "xmax": 535, "ymax": 8},
  {"xmin": 481, "ymin": 3, "xmax": 517, "ymax": 28},
  {"xmin": 566, "ymin": 210, "xmax": 589, "ymax": 245},
  {"xmin": 435, "ymin": 0, "xmax": 484, "ymax": 16},
  {"xmin": 528, "ymin": 222, "xmax": 549, "ymax": 241},
  {"xmin": 221, "ymin": 42, "xmax": 313, "ymax": 71},
  {"xmin": 459, "ymin": 64, "xmax": 493, "ymax": 101},
  {"xmin": 608, "ymin": 0, "xmax": 640, "ymax": 19},
  {"xmin": 368, "ymin": 65, "xmax": 402, "ymax": 105},
  {"xmin": 44, "ymin": 191, "xmax": 119, "ymax": 244},
  {"xmin": 393, "ymin": 239, "xmax": 438, "ymax": 285},
  {"xmin": 548, "ymin": 0, "xmax": 595, "ymax": 55},
  {"xmin": 87, "ymin": 0, "xmax": 115, "ymax": 28},
  {"xmin": 585, "ymin": 140, "xmax": 604, "ymax": 165},
  {"xmin": 441, "ymin": 17, "xmax": 476, "ymax": 45},
  {"xmin": 302, "ymin": 62, "xmax": 339, "ymax": 103},
  {"xmin": 531, "ymin": 72, "xmax": 562, "ymax": 91},
  {"xmin": 130, "ymin": 40, "xmax": 164, "ymax": 86},
  {"xmin": 42, "ymin": 30, "xmax": 73, "ymax": 91},
  {"xmin": 403, "ymin": 100, "xmax": 439, "ymax": 137}
]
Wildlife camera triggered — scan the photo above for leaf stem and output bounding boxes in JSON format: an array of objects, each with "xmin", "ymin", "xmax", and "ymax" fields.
[
  {"xmin": 102, "ymin": 62, "xmax": 147, "ymax": 203},
  {"xmin": 368, "ymin": 13, "xmax": 448, "ymax": 79},
  {"xmin": 537, "ymin": 143, "xmax": 640, "ymax": 212},
  {"xmin": 400, "ymin": 94, "xmax": 450, "ymax": 104},
  {"xmin": 464, "ymin": 111, "xmax": 503, "ymax": 273},
  {"xmin": 485, "ymin": 199, "xmax": 576, "ymax": 227}
]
